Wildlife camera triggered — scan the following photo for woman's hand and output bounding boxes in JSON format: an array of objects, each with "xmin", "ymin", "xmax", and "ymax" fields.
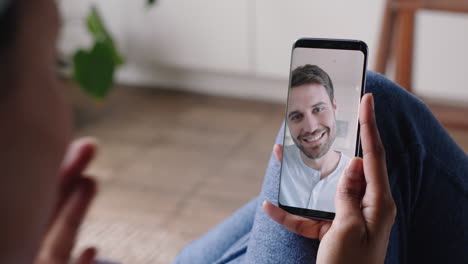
[
  {"xmin": 35, "ymin": 138, "xmax": 99, "ymax": 264},
  {"xmin": 264, "ymin": 93, "xmax": 396, "ymax": 264}
]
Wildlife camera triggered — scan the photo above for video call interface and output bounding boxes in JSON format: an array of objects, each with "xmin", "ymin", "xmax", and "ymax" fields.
[{"xmin": 279, "ymin": 47, "xmax": 365, "ymax": 213}]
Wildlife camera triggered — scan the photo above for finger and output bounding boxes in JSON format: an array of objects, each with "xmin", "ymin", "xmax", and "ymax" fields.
[
  {"xmin": 74, "ymin": 247, "xmax": 97, "ymax": 264},
  {"xmin": 263, "ymin": 200, "xmax": 331, "ymax": 240},
  {"xmin": 39, "ymin": 177, "xmax": 97, "ymax": 263},
  {"xmin": 51, "ymin": 138, "xmax": 98, "ymax": 226},
  {"xmin": 60, "ymin": 137, "xmax": 98, "ymax": 184},
  {"xmin": 273, "ymin": 144, "xmax": 283, "ymax": 163},
  {"xmin": 334, "ymin": 158, "xmax": 366, "ymax": 220},
  {"xmin": 359, "ymin": 94, "xmax": 389, "ymax": 195},
  {"xmin": 359, "ymin": 94, "xmax": 396, "ymax": 229}
]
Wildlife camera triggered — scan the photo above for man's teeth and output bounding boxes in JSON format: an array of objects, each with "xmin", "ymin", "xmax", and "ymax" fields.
[{"xmin": 303, "ymin": 133, "xmax": 323, "ymax": 142}]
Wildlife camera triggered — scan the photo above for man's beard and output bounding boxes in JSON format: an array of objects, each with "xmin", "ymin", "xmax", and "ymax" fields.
[{"xmin": 293, "ymin": 127, "xmax": 336, "ymax": 160}]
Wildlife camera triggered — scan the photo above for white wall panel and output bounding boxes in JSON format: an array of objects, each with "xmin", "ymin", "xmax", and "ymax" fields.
[
  {"xmin": 414, "ymin": 10, "xmax": 468, "ymax": 104},
  {"xmin": 254, "ymin": 0, "xmax": 385, "ymax": 78},
  {"xmin": 117, "ymin": 0, "xmax": 250, "ymax": 74},
  {"xmin": 58, "ymin": 1, "xmax": 468, "ymax": 103},
  {"xmin": 59, "ymin": 0, "xmax": 250, "ymax": 74}
]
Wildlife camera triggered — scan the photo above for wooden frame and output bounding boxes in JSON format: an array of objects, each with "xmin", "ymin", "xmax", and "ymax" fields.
[{"xmin": 375, "ymin": 0, "xmax": 468, "ymax": 128}]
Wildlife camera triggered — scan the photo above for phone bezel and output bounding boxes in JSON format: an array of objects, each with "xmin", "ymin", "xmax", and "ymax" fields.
[{"xmin": 278, "ymin": 38, "xmax": 368, "ymax": 221}]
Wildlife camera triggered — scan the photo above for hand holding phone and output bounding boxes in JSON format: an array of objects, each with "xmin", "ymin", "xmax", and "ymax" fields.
[
  {"xmin": 279, "ymin": 38, "xmax": 368, "ymax": 220},
  {"xmin": 264, "ymin": 93, "xmax": 396, "ymax": 264}
]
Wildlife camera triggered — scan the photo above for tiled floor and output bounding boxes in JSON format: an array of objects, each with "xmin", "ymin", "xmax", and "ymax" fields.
[
  {"xmin": 71, "ymin": 84, "xmax": 468, "ymax": 263},
  {"xmin": 72, "ymin": 85, "xmax": 284, "ymax": 263}
]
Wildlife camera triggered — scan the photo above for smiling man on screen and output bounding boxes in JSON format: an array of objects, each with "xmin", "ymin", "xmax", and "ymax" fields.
[{"xmin": 279, "ymin": 64, "xmax": 351, "ymax": 212}]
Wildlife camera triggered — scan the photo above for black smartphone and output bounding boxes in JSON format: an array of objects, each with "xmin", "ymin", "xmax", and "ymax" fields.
[{"xmin": 278, "ymin": 38, "xmax": 368, "ymax": 220}]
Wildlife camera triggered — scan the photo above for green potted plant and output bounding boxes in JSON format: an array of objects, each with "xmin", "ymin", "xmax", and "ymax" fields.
[
  {"xmin": 71, "ymin": 0, "xmax": 156, "ymax": 100},
  {"xmin": 62, "ymin": 1, "xmax": 155, "ymax": 126}
]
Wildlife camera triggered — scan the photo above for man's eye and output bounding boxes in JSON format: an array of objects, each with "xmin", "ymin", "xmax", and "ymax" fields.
[
  {"xmin": 314, "ymin": 107, "xmax": 324, "ymax": 113},
  {"xmin": 290, "ymin": 114, "xmax": 302, "ymax": 121}
]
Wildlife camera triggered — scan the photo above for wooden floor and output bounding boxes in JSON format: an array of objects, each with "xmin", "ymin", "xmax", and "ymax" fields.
[
  {"xmin": 72, "ymin": 85, "xmax": 285, "ymax": 263},
  {"xmin": 71, "ymin": 84, "xmax": 468, "ymax": 263}
]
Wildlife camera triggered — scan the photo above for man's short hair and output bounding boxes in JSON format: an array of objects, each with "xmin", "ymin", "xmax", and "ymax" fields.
[{"xmin": 291, "ymin": 64, "xmax": 334, "ymax": 102}]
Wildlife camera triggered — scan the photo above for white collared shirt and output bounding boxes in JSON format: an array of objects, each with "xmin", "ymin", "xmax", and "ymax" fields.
[{"xmin": 279, "ymin": 144, "xmax": 351, "ymax": 212}]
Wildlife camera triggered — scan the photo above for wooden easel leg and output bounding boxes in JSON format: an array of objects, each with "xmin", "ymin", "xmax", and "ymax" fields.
[
  {"xmin": 375, "ymin": 3, "xmax": 395, "ymax": 74},
  {"xmin": 395, "ymin": 9, "xmax": 415, "ymax": 92}
]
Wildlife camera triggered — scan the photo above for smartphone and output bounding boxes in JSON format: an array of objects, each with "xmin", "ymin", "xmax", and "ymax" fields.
[{"xmin": 278, "ymin": 38, "xmax": 368, "ymax": 220}]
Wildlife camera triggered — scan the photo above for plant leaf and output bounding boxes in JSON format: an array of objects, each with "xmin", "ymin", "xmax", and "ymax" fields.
[
  {"xmin": 86, "ymin": 6, "xmax": 124, "ymax": 66},
  {"xmin": 147, "ymin": 0, "xmax": 156, "ymax": 6},
  {"xmin": 72, "ymin": 41, "xmax": 117, "ymax": 100}
]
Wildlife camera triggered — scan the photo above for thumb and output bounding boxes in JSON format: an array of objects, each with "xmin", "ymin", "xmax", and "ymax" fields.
[
  {"xmin": 273, "ymin": 144, "xmax": 283, "ymax": 163},
  {"xmin": 334, "ymin": 157, "xmax": 366, "ymax": 220}
]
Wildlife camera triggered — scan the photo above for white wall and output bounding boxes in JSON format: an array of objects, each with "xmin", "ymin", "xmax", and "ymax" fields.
[
  {"xmin": 58, "ymin": 1, "xmax": 468, "ymax": 104},
  {"xmin": 253, "ymin": 0, "xmax": 384, "ymax": 78},
  {"xmin": 414, "ymin": 10, "xmax": 468, "ymax": 105}
]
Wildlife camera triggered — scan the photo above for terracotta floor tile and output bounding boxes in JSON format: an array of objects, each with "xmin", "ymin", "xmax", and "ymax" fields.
[
  {"xmin": 74, "ymin": 217, "xmax": 187, "ymax": 264},
  {"xmin": 81, "ymin": 139, "xmax": 148, "ymax": 183},
  {"xmin": 87, "ymin": 183, "xmax": 181, "ymax": 227},
  {"xmin": 177, "ymin": 105, "xmax": 267, "ymax": 133},
  {"xmin": 114, "ymin": 144, "xmax": 220, "ymax": 194},
  {"xmin": 156, "ymin": 124, "xmax": 248, "ymax": 154},
  {"xmin": 76, "ymin": 116, "xmax": 163, "ymax": 145},
  {"xmin": 165, "ymin": 193, "xmax": 246, "ymax": 242}
]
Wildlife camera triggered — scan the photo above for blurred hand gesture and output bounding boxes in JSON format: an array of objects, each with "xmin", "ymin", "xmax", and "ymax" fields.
[{"xmin": 35, "ymin": 138, "xmax": 99, "ymax": 264}]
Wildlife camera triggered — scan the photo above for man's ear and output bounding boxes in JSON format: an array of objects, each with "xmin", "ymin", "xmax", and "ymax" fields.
[{"xmin": 333, "ymin": 98, "xmax": 338, "ymax": 112}]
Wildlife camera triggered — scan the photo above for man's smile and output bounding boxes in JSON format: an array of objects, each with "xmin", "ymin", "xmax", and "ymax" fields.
[{"xmin": 299, "ymin": 129, "xmax": 328, "ymax": 145}]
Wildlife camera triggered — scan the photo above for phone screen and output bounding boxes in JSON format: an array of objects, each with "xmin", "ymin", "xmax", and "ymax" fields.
[{"xmin": 278, "ymin": 38, "xmax": 368, "ymax": 220}]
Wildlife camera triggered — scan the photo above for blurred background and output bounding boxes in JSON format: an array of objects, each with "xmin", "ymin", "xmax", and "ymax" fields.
[{"xmin": 56, "ymin": 0, "xmax": 468, "ymax": 263}]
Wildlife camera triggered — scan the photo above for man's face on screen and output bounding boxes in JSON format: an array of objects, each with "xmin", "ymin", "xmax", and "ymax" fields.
[{"xmin": 287, "ymin": 83, "xmax": 337, "ymax": 160}]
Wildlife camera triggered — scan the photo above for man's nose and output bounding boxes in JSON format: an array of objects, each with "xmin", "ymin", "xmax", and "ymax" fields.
[{"xmin": 303, "ymin": 113, "xmax": 319, "ymax": 132}]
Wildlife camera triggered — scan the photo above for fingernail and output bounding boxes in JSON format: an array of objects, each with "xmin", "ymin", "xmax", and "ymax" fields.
[{"xmin": 80, "ymin": 136, "xmax": 100, "ymax": 150}]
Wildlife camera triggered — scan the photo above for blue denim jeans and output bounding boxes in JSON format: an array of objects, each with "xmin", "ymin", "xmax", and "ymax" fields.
[{"xmin": 173, "ymin": 72, "xmax": 468, "ymax": 264}]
